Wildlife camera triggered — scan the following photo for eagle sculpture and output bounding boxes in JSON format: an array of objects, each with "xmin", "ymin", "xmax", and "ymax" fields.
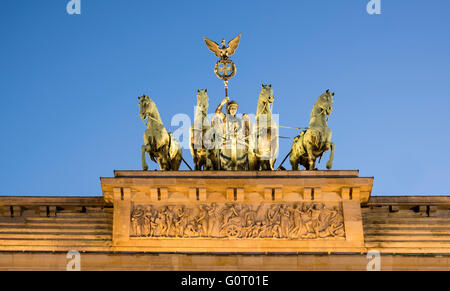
[{"xmin": 204, "ymin": 34, "xmax": 241, "ymax": 59}]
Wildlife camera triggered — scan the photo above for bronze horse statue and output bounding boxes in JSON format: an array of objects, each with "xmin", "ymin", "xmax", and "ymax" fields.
[
  {"xmin": 249, "ymin": 84, "xmax": 278, "ymax": 170},
  {"xmin": 290, "ymin": 90, "xmax": 335, "ymax": 170},
  {"xmin": 189, "ymin": 89, "xmax": 216, "ymax": 170},
  {"xmin": 139, "ymin": 95, "xmax": 182, "ymax": 171}
]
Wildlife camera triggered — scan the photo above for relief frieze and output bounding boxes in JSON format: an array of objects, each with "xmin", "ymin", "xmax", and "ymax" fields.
[{"xmin": 130, "ymin": 202, "xmax": 345, "ymax": 240}]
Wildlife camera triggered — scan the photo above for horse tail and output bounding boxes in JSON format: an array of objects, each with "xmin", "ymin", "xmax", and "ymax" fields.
[{"xmin": 168, "ymin": 132, "xmax": 172, "ymax": 151}]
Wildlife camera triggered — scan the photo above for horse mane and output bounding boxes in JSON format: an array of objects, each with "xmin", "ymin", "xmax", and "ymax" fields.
[
  {"xmin": 145, "ymin": 97, "xmax": 163, "ymax": 124},
  {"xmin": 310, "ymin": 93, "xmax": 327, "ymax": 119}
]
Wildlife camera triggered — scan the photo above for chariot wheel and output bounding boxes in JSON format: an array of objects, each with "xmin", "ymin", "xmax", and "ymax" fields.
[{"xmin": 225, "ymin": 224, "xmax": 240, "ymax": 238}]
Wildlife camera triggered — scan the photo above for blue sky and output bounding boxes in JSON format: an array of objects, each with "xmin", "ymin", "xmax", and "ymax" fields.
[{"xmin": 0, "ymin": 0, "xmax": 449, "ymax": 196}]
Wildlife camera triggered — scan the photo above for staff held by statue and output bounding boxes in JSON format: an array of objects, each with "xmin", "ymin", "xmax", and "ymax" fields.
[{"xmin": 203, "ymin": 33, "xmax": 241, "ymax": 99}]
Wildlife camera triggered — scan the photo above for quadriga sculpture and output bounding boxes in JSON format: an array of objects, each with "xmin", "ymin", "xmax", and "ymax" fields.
[
  {"xmin": 138, "ymin": 95, "xmax": 182, "ymax": 171},
  {"xmin": 249, "ymin": 84, "xmax": 278, "ymax": 170},
  {"xmin": 290, "ymin": 90, "xmax": 335, "ymax": 170}
]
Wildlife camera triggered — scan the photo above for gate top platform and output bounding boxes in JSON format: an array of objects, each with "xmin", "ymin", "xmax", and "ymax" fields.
[
  {"xmin": 112, "ymin": 170, "xmax": 361, "ymax": 178},
  {"xmin": 99, "ymin": 169, "xmax": 373, "ymax": 253},
  {"xmin": 101, "ymin": 170, "xmax": 373, "ymax": 205}
]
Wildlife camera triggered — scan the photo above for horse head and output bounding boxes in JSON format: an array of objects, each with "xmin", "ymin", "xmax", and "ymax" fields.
[
  {"xmin": 196, "ymin": 89, "xmax": 209, "ymax": 116},
  {"xmin": 138, "ymin": 94, "xmax": 162, "ymax": 125},
  {"xmin": 257, "ymin": 84, "xmax": 274, "ymax": 115},
  {"xmin": 316, "ymin": 89, "xmax": 334, "ymax": 117}
]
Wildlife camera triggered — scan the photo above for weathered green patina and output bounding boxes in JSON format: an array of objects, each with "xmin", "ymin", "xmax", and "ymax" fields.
[
  {"xmin": 290, "ymin": 90, "xmax": 335, "ymax": 171},
  {"xmin": 139, "ymin": 95, "xmax": 182, "ymax": 171}
]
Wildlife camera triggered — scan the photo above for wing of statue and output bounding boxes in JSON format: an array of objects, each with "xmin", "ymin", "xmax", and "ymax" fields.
[
  {"xmin": 226, "ymin": 34, "xmax": 241, "ymax": 56},
  {"xmin": 204, "ymin": 37, "xmax": 222, "ymax": 58}
]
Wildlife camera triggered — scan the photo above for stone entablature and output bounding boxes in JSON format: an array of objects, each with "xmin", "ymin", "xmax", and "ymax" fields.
[
  {"xmin": 101, "ymin": 170, "xmax": 372, "ymax": 204},
  {"xmin": 100, "ymin": 170, "xmax": 372, "ymax": 253}
]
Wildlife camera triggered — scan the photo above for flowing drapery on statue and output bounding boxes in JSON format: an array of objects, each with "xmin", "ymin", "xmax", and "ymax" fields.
[
  {"xmin": 139, "ymin": 95, "xmax": 182, "ymax": 171},
  {"xmin": 211, "ymin": 97, "xmax": 251, "ymax": 170},
  {"xmin": 290, "ymin": 90, "xmax": 335, "ymax": 171}
]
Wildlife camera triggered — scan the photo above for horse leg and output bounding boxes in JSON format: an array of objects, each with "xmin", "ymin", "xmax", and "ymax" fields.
[
  {"xmin": 290, "ymin": 158, "xmax": 299, "ymax": 171},
  {"xmin": 289, "ymin": 144, "xmax": 300, "ymax": 171},
  {"xmin": 141, "ymin": 145, "xmax": 149, "ymax": 171},
  {"xmin": 248, "ymin": 149, "xmax": 256, "ymax": 171},
  {"xmin": 162, "ymin": 145, "xmax": 173, "ymax": 170},
  {"xmin": 305, "ymin": 143, "xmax": 315, "ymax": 171},
  {"xmin": 171, "ymin": 147, "xmax": 182, "ymax": 171},
  {"xmin": 155, "ymin": 148, "xmax": 169, "ymax": 171},
  {"xmin": 155, "ymin": 155, "xmax": 164, "ymax": 171},
  {"xmin": 200, "ymin": 151, "xmax": 207, "ymax": 171},
  {"xmin": 212, "ymin": 149, "xmax": 220, "ymax": 170},
  {"xmin": 326, "ymin": 142, "xmax": 335, "ymax": 170},
  {"xmin": 264, "ymin": 160, "xmax": 271, "ymax": 171},
  {"xmin": 290, "ymin": 152, "xmax": 299, "ymax": 170},
  {"xmin": 205, "ymin": 150, "xmax": 212, "ymax": 170},
  {"xmin": 193, "ymin": 150, "xmax": 200, "ymax": 170},
  {"xmin": 262, "ymin": 157, "xmax": 271, "ymax": 171},
  {"xmin": 205, "ymin": 152, "xmax": 213, "ymax": 170}
]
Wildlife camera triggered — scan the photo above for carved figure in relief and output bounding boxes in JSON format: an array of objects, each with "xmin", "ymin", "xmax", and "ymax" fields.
[
  {"xmin": 149, "ymin": 217, "xmax": 158, "ymax": 237},
  {"xmin": 143, "ymin": 206, "xmax": 156, "ymax": 237},
  {"xmin": 196, "ymin": 205, "xmax": 210, "ymax": 237},
  {"xmin": 222, "ymin": 203, "xmax": 239, "ymax": 226},
  {"xmin": 298, "ymin": 204, "xmax": 315, "ymax": 238},
  {"xmin": 271, "ymin": 221, "xmax": 282, "ymax": 238},
  {"xmin": 279, "ymin": 204, "xmax": 291, "ymax": 238},
  {"xmin": 155, "ymin": 212, "xmax": 167, "ymax": 236},
  {"xmin": 207, "ymin": 203, "xmax": 221, "ymax": 236},
  {"xmin": 131, "ymin": 206, "xmax": 145, "ymax": 236},
  {"xmin": 251, "ymin": 222, "xmax": 263, "ymax": 238},
  {"xmin": 184, "ymin": 223, "xmax": 197, "ymax": 237},
  {"xmin": 266, "ymin": 204, "xmax": 280, "ymax": 225},
  {"xmin": 241, "ymin": 219, "xmax": 253, "ymax": 238},
  {"xmin": 326, "ymin": 206, "xmax": 345, "ymax": 237},
  {"xmin": 161, "ymin": 207, "xmax": 170, "ymax": 236},
  {"xmin": 258, "ymin": 222, "xmax": 269, "ymax": 238},
  {"xmin": 242, "ymin": 204, "xmax": 261, "ymax": 228},
  {"xmin": 309, "ymin": 204, "xmax": 322, "ymax": 238},
  {"xmin": 175, "ymin": 207, "xmax": 188, "ymax": 237}
]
